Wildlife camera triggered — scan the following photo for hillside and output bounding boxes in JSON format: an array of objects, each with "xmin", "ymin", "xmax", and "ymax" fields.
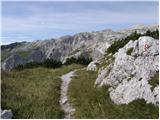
[
  {"xmin": 1, "ymin": 25, "xmax": 159, "ymax": 119},
  {"xmin": 1, "ymin": 25, "xmax": 158, "ymax": 71}
]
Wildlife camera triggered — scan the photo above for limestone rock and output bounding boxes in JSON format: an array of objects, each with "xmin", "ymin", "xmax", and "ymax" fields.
[
  {"xmin": 96, "ymin": 36, "xmax": 159, "ymax": 105},
  {"xmin": 87, "ymin": 61, "xmax": 99, "ymax": 71}
]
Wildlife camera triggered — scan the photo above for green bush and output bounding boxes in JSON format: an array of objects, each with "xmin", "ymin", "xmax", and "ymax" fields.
[
  {"xmin": 14, "ymin": 56, "xmax": 91, "ymax": 71},
  {"xmin": 24, "ymin": 61, "xmax": 42, "ymax": 69},
  {"xmin": 107, "ymin": 31, "xmax": 141, "ymax": 54},
  {"xmin": 14, "ymin": 64, "xmax": 24, "ymax": 71},
  {"xmin": 65, "ymin": 57, "xmax": 78, "ymax": 65},
  {"xmin": 64, "ymin": 56, "xmax": 92, "ymax": 65},
  {"xmin": 149, "ymin": 71, "xmax": 159, "ymax": 91},
  {"xmin": 127, "ymin": 47, "xmax": 134, "ymax": 55},
  {"xmin": 77, "ymin": 56, "xmax": 92, "ymax": 65},
  {"xmin": 14, "ymin": 59, "xmax": 62, "ymax": 70},
  {"xmin": 144, "ymin": 29, "xmax": 159, "ymax": 39},
  {"xmin": 42, "ymin": 59, "xmax": 62, "ymax": 69}
]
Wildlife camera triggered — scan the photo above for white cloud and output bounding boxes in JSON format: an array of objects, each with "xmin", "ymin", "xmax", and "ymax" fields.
[{"xmin": 2, "ymin": 9, "xmax": 157, "ymax": 33}]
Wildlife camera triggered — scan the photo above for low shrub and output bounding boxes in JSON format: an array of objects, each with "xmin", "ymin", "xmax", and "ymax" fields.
[
  {"xmin": 14, "ymin": 64, "xmax": 24, "ymax": 71},
  {"xmin": 64, "ymin": 56, "xmax": 92, "ymax": 66},
  {"xmin": 144, "ymin": 29, "xmax": 159, "ymax": 39},
  {"xmin": 149, "ymin": 71, "xmax": 159, "ymax": 91},
  {"xmin": 126, "ymin": 47, "xmax": 134, "ymax": 55},
  {"xmin": 14, "ymin": 59, "xmax": 62, "ymax": 70},
  {"xmin": 24, "ymin": 61, "xmax": 42, "ymax": 69},
  {"xmin": 65, "ymin": 57, "xmax": 77, "ymax": 65},
  {"xmin": 42, "ymin": 59, "xmax": 62, "ymax": 69},
  {"xmin": 107, "ymin": 31, "xmax": 141, "ymax": 54}
]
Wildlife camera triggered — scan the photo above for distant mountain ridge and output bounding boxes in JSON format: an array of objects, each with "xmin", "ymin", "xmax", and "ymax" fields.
[{"xmin": 1, "ymin": 24, "xmax": 158, "ymax": 71}]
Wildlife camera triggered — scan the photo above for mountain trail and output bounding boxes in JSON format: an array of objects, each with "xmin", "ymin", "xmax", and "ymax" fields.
[{"xmin": 59, "ymin": 70, "xmax": 76, "ymax": 119}]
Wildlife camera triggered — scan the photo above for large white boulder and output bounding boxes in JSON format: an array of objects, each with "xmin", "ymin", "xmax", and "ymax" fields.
[
  {"xmin": 87, "ymin": 61, "xmax": 98, "ymax": 71},
  {"xmin": 96, "ymin": 36, "xmax": 159, "ymax": 105}
]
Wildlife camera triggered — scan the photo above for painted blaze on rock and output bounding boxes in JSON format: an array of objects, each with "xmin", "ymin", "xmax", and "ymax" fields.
[{"xmin": 144, "ymin": 44, "xmax": 150, "ymax": 51}]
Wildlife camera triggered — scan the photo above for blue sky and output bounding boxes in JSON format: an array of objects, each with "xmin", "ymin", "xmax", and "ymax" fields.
[{"xmin": 1, "ymin": 1, "xmax": 159, "ymax": 44}]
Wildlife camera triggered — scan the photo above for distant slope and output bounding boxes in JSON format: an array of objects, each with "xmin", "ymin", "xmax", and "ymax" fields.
[{"xmin": 1, "ymin": 24, "xmax": 158, "ymax": 71}]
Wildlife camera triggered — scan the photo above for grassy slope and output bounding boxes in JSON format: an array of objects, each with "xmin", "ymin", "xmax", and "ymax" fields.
[
  {"xmin": 149, "ymin": 71, "xmax": 159, "ymax": 91},
  {"xmin": 1, "ymin": 50, "xmax": 11, "ymax": 62},
  {"xmin": 17, "ymin": 50, "xmax": 31, "ymax": 58},
  {"xmin": 1, "ymin": 64, "xmax": 83, "ymax": 119},
  {"xmin": 68, "ymin": 69, "xmax": 159, "ymax": 119}
]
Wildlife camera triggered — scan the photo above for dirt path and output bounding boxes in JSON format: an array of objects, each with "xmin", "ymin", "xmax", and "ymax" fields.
[{"xmin": 59, "ymin": 70, "xmax": 76, "ymax": 119}]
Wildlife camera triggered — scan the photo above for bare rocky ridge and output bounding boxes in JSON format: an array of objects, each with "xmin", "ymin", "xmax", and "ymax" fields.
[
  {"xmin": 1, "ymin": 24, "xmax": 158, "ymax": 71},
  {"xmin": 95, "ymin": 36, "xmax": 159, "ymax": 105}
]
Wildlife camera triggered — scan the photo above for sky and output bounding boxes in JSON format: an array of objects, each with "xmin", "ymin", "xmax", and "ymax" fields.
[{"xmin": 1, "ymin": 1, "xmax": 159, "ymax": 45}]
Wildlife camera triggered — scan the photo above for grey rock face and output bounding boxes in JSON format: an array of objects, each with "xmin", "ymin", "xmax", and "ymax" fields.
[
  {"xmin": 96, "ymin": 36, "xmax": 159, "ymax": 105},
  {"xmin": 87, "ymin": 60, "xmax": 98, "ymax": 71},
  {"xmin": 2, "ymin": 54, "xmax": 26, "ymax": 71},
  {"xmin": 2, "ymin": 49, "xmax": 45, "ymax": 71}
]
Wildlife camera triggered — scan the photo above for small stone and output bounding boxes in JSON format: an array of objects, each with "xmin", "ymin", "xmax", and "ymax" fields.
[{"xmin": 1, "ymin": 109, "xmax": 13, "ymax": 119}]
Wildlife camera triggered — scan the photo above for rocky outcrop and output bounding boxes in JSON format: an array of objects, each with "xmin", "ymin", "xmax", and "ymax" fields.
[
  {"xmin": 87, "ymin": 60, "xmax": 102, "ymax": 71},
  {"xmin": 95, "ymin": 36, "xmax": 159, "ymax": 105},
  {"xmin": 2, "ymin": 49, "xmax": 45, "ymax": 71},
  {"xmin": 87, "ymin": 61, "xmax": 98, "ymax": 71},
  {"xmin": 2, "ymin": 54, "xmax": 26, "ymax": 71}
]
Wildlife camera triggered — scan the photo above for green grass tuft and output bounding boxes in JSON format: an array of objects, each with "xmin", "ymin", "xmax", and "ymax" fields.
[
  {"xmin": 149, "ymin": 71, "xmax": 159, "ymax": 91},
  {"xmin": 126, "ymin": 47, "xmax": 134, "ymax": 55},
  {"xmin": 1, "ymin": 50, "xmax": 11, "ymax": 62},
  {"xmin": 17, "ymin": 50, "xmax": 31, "ymax": 58}
]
